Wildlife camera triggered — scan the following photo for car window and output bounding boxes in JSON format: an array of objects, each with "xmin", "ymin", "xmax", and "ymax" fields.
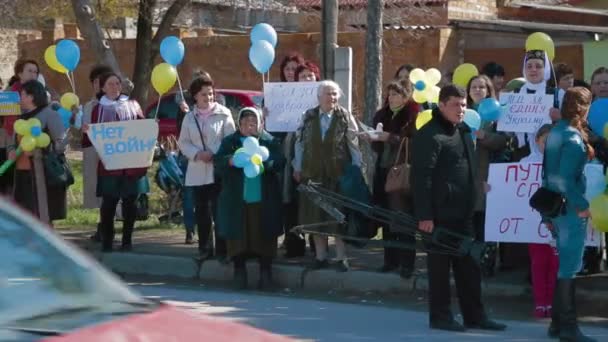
[
  {"xmin": 252, "ymin": 95, "xmax": 264, "ymax": 108},
  {"xmin": 0, "ymin": 202, "xmax": 141, "ymax": 326},
  {"xmin": 222, "ymin": 94, "xmax": 242, "ymax": 121},
  {"xmin": 146, "ymin": 96, "xmax": 180, "ymax": 120}
]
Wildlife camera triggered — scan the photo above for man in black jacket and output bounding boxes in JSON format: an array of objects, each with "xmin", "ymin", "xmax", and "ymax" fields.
[{"xmin": 411, "ymin": 84, "xmax": 506, "ymax": 332}]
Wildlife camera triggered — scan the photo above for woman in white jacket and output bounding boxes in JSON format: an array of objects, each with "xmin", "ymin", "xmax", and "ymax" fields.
[{"xmin": 178, "ymin": 78, "xmax": 236, "ymax": 259}]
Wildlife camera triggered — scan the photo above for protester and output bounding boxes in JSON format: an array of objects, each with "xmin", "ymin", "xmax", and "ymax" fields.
[
  {"xmin": 294, "ymin": 61, "xmax": 321, "ymax": 82},
  {"xmin": 548, "ymin": 63, "xmax": 575, "ymax": 91},
  {"xmin": 178, "ymin": 78, "xmax": 235, "ymax": 259},
  {"xmin": 79, "ymin": 65, "xmax": 113, "ymax": 242},
  {"xmin": 481, "ymin": 62, "xmax": 506, "ymax": 93},
  {"xmin": 411, "ymin": 84, "xmax": 506, "ymax": 332},
  {"xmin": 590, "ymin": 67, "xmax": 608, "ymax": 100},
  {"xmin": 82, "ymin": 72, "xmax": 150, "ymax": 252},
  {"xmin": 370, "ymin": 79, "xmax": 419, "ymax": 279},
  {"xmin": 543, "ymin": 87, "xmax": 596, "ymax": 342},
  {"xmin": 394, "ymin": 64, "xmax": 415, "ymax": 81},
  {"xmin": 293, "ymin": 80, "xmax": 362, "ymax": 272},
  {"xmin": 8, "ymin": 80, "xmax": 68, "ymax": 222},
  {"xmin": 280, "ymin": 53, "xmax": 305, "ymax": 82},
  {"xmin": 5, "ymin": 60, "xmax": 40, "ymax": 136},
  {"xmin": 215, "ymin": 107, "xmax": 285, "ymax": 290}
]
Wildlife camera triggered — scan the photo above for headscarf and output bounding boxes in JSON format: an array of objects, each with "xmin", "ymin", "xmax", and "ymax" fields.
[{"xmin": 237, "ymin": 107, "xmax": 262, "ymax": 133}]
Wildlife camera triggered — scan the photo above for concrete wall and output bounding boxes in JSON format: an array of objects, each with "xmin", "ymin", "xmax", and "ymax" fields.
[{"xmin": 0, "ymin": 29, "xmax": 42, "ymax": 85}]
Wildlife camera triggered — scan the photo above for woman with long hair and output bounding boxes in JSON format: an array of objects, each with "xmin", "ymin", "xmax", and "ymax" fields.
[{"xmin": 544, "ymin": 87, "xmax": 596, "ymax": 342}]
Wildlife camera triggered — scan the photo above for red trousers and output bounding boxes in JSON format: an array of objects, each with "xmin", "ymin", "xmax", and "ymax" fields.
[{"xmin": 529, "ymin": 243, "xmax": 559, "ymax": 307}]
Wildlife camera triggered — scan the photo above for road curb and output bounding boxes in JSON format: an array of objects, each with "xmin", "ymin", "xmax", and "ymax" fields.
[{"xmin": 98, "ymin": 252, "xmax": 607, "ymax": 303}]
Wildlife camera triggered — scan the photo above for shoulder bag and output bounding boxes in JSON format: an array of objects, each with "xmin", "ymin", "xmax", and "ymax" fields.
[
  {"xmin": 529, "ymin": 149, "xmax": 565, "ymax": 218},
  {"xmin": 384, "ymin": 137, "xmax": 411, "ymax": 194}
]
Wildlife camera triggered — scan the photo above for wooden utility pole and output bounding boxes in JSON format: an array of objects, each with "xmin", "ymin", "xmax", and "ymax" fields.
[
  {"xmin": 364, "ymin": 0, "xmax": 384, "ymax": 124},
  {"xmin": 321, "ymin": 0, "xmax": 338, "ymax": 80}
]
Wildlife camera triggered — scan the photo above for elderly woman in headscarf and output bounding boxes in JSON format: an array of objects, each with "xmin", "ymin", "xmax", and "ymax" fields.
[
  {"xmin": 214, "ymin": 107, "xmax": 285, "ymax": 291},
  {"xmin": 293, "ymin": 80, "xmax": 362, "ymax": 272}
]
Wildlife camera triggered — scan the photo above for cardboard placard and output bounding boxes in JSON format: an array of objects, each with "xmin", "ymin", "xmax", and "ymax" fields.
[
  {"xmin": 497, "ymin": 93, "xmax": 553, "ymax": 133},
  {"xmin": 263, "ymin": 82, "xmax": 320, "ymax": 132}
]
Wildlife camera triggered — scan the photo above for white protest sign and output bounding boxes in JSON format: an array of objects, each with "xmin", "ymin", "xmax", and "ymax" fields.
[
  {"xmin": 87, "ymin": 119, "xmax": 158, "ymax": 170},
  {"xmin": 263, "ymin": 82, "xmax": 320, "ymax": 132},
  {"xmin": 497, "ymin": 93, "xmax": 553, "ymax": 133},
  {"xmin": 485, "ymin": 163, "xmax": 601, "ymax": 246}
]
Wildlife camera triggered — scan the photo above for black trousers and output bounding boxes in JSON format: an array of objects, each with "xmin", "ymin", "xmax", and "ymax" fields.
[
  {"xmin": 100, "ymin": 195, "xmax": 137, "ymax": 249},
  {"xmin": 427, "ymin": 221, "xmax": 485, "ymax": 325},
  {"xmin": 194, "ymin": 183, "xmax": 225, "ymax": 256},
  {"xmin": 383, "ymin": 226, "xmax": 416, "ymax": 269}
]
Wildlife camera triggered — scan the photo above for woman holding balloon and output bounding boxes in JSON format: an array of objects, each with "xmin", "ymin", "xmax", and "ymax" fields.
[
  {"xmin": 9, "ymin": 80, "xmax": 67, "ymax": 221},
  {"xmin": 214, "ymin": 107, "xmax": 285, "ymax": 290},
  {"xmin": 82, "ymin": 72, "xmax": 149, "ymax": 252},
  {"xmin": 178, "ymin": 78, "xmax": 235, "ymax": 259}
]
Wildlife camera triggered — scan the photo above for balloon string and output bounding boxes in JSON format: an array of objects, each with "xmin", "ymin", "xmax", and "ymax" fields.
[
  {"xmin": 176, "ymin": 73, "xmax": 185, "ymax": 102},
  {"xmin": 65, "ymin": 72, "xmax": 75, "ymax": 93},
  {"xmin": 154, "ymin": 95, "xmax": 162, "ymax": 120},
  {"xmin": 71, "ymin": 71, "xmax": 76, "ymax": 93}
]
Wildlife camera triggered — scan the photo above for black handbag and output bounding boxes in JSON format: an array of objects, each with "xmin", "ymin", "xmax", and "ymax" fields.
[
  {"xmin": 43, "ymin": 152, "xmax": 74, "ymax": 187},
  {"xmin": 529, "ymin": 152, "xmax": 565, "ymax": 218}
]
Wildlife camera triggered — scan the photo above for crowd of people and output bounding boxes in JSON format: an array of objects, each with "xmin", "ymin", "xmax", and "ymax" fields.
[{"xmin": 0, "ymin": 47, "xmax": 605, "ymax": 338}]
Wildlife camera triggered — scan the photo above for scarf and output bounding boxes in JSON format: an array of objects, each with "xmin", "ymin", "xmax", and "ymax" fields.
[
  {"xmin": 20, "ymin": 105, "xmax": 45, "ymax": 121},
  {"xmin": 195, "ymin": 102, "xmax": 216, "ymax": 121},
  {"xmin": 98, "ymin": 95, "xmax": 139, "ymax": 123}
]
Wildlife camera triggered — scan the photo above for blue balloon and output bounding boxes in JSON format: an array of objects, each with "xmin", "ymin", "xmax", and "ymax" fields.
[
  {"xmin": 250, "ymin": 23, "xmax": 277, "ymax": 48},
  {"xmin": 57, "ymin": 108, "xmax": 71, "ymax": 129},
  {"xmin": 30, "ymin": 126, "xmax": 42, "ymax": 137},
  {"xmin": 55, "ymin": 39, "xmax": 80, "ymax": 71},
  {"xmin": 585, "ymin": 163, "xmax": 607, "ymax": 201},
  {"xmin": 477, "ymin": 98, "xmax": 502, "ymax": 122},
  {"xmin": 244, "ymin": 163, "xmax": 260, "ymax": 178},
  {"xmin": 160, "ymin": 36, "xmax": 185, "ymax": 66},
  {"xmin": 588, "ymin": 99, "xmax": 608, "ymax": 136},
  {"xmin": 414, "ymin": 80, "xmax": 426, "ymax": 91},
  {"xmin": 249, "ymin": 40, "xmax": 275, "ymax": 74},
  {"xmin": 233, "ymin": 151, "xmax": 251, "ymax": 168},
  {"xmin": 463, "ymin": 109, "xmax": 481, "ymax": 130}
]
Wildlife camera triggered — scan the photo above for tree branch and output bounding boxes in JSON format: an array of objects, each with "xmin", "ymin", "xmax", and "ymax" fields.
[{"xmin": 151, "ymin": 0, "xmax": 190, "ymax": 51}]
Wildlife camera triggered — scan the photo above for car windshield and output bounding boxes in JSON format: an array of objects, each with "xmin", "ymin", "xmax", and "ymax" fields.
[
  {"xmin": 252, "ymin": 95, "xmax": 264, "ymax": 107},
  {"xmin": 0, "ymin": 200, "xmax": 143, "ymax": 327}
]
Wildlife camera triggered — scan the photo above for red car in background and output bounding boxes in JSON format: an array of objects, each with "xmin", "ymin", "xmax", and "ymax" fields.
[{"xmin": 145, "ymin": 89, "xmax": 263, "ymax": 141}]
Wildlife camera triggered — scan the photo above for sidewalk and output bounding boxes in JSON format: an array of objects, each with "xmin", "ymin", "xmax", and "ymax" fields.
[{"xmin": 61, "ymin": 228, "xmax": 608, "ymax": 302}]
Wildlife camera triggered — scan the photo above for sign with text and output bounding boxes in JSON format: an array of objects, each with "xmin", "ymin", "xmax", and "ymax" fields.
[
  {"xmin": 497, "ymin": 93, "xmax": 553, "ymax": 133},
  {"xmin": 0, "ymin": 91, "xmax": 20, "ymax": 116},
  {"xmin": 485, "ymin": 163, "xmax": 601, "ymax": 246},
  {"xmin": 263, "ymin": 82, "xmax": 320, "ymax": 132},
  {"xmin": 87, "ymin": 119, "xmax": 158, "ymax": 170}
]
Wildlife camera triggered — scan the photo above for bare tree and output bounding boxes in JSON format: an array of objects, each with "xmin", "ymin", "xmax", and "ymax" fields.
[{"xmin": 363, "ymin": 0, "xmax": 383, "ymax": 124}]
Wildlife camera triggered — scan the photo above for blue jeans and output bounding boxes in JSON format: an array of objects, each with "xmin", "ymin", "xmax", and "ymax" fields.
[
  {"xmin": 182, "ymin": 186, "xmax": 195, "ymax": 234},
  {"xmin": 553, "ymin": 213, "xmax": 587, "ymax": 279}
]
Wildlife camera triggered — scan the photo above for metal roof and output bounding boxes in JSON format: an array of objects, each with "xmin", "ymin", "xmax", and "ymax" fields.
[
  {"xmin": 451, "ymin": 18, "xmax": 608, "ymax": 34},
  {"xmin": 508, "ymin": 1, "xmax": 608, "ymax": 16},
  {"xmin": 292, "ymin": 0, "xmax": 447, "ymax": 10}
]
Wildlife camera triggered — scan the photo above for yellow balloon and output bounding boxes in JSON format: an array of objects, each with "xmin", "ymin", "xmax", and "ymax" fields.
[
  {"xmin": 425, "ymin": 86, "xmax": 441, "ymax": 104},
  {"xmin": 409, "ymin": 68, "xmax": 426, "ymax": 83},
  {"xmin": 425, "ymin": 68, "xmax": 442, "ymax": 86},
  {"xmin": 251, "ymin": 154, "xmax": 263, "ymax": 166},
  {"xmin": 151, "ymin": 63, "xmax": 177, "ymax": 95},
  {"xmin": 453, "ymin": 63, "xmax": 479, "ymax": 88},
  {"xmin": 60, "ymin": 92, "xmax": 80, "ymax": 110},
  {"xmin": 590, "ymin": 194, "xmax": 608, "ymax": 233},
  {"xmin": 20, "ymin": 136, "xmax": 37, "ymax": 152},
  {"xmin": 27, "ymin": 118, "xmax": 41, "ymax": 129},
  {"xmin": 13, "ymin": 119, "xmax": 29, "ymax": 136},
  {"xmin": 44, "ymin": 45, "xmax": 68, "ymax": 74},
  {"xmin": 412, "ymin": 90, "xmax": 428, "ymax": 104},
  {"xmin": 526, "ymin": 32, "xmax": 555, "ymax": 61},
  {"xmin": 416, "ymin": 109, "xmax": 433, "ymax": 129},
  {"xmin": 36, "ymin": 133, "xmax": 51, "ymax": 148}
]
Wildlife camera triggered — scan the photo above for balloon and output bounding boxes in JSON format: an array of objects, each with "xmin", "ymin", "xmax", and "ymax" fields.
[
  {"xmin": 20, "ymin": 136, "xmax": 37, "ymax": 152},
  {"xmin": 258, "ymin": 146, "xmax": 270, "ymax": 161},
  {"xmin": 250, "ymin": 23, "xmax": 278, "ymax": 48},
  {"xmin": 590, "ymin": 194, "xmax": 608, "ymax": 233},
  {"xmin": 604, "ymin": 122, "xmax": 608, "ymax": 139},
  {"xmin": 425, "ymin": 86, "xmax": 440, "ymax": 104},
  {"xmin": 151, "ymin": 63, "xmax": 177, "ymax": 95},
  {"xmin": 233, "ymin": 151, "xmax": 251, "ymax": 168},
  {"xmin": 243, "ymin": 137, "xmax": 260, "ymax": 154},
  {"xmin": 44, "ymin": 45, "xmax": 68, "ymax": 74},
  {"xmin": 409, "ymin": 68, "xmax": 426, "ymax": 83},
  {"xmin": 477, "ymin": 98, "xmax": 502, "ymax": 122},
  {"xmin": 453, "ymin": 63, "xmax": 478, "ymax": 88},
  {"xmin": 504, "ymin": 77, "xmax": 526, "ymax": 93},
  {"xmin": 244, "ymin": 163, "xmax": 260, "ymax": 178},
  {"xmin": 414, "ymin": 80, "xmax": 426, "ymax": 91},
  {"xmin": 60, "ymin": 92, "xmax": 79, "ymax": 110},
  {"xmin": 251, "ymin": 154, "xmax": 263, "ymax": 166},
  {"xmin": 26, "ymin": 118, "xmax": 41, "ymax": 129},
  {"xmin": 55, "ymin": 39, "xmax": 80, "ymax": 71},
  {"xmin": 588, "ymin": 99, "xmax": 608, "ymax": 136},
  {"xmin": 248, "ymin": 40, "xmax": 275, "ymax": 74},
  {"xmin": 36, "ymin": 133, "xmax": 51, "ymax": 148},
  {"xmin": 57, "ymin": 108, "xmax": 72, "ymax": 129},
  {"xmin": 585, "ymin": 165, "xmax": 606, "ymax": 201},
  {"xmin": 526, "ymin": 32, "xmax": 555, "ymax": 61},
  {"xmin": 425, "ymin": 68, "xmax": 442, "ymax": 86},
  {"xmin": 13, "ymin": 119, "xmax": 29, "ymax": 136},
  {"xmin": 412, "ymin": 90, "xmax": 428, "ymax": 104},
  {"xmin": 30, "ymin": 126, "xmax": 42, "ymax": 137},
  {"xmin": 463, "ymin": 109, "xmax": 481, "ymax": 131},
  {"xmin": 160, "ymin": 36, "xmax": 185, "ymax": 66},
  {"xmin": 416, "ymin": 110, "xmax": 433, "ymax": 129}
]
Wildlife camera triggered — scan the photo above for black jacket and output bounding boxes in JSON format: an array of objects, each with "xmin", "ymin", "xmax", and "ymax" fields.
[{"xmin": 411, "ymin": 108, "xmax": 478, "ymax": 226}]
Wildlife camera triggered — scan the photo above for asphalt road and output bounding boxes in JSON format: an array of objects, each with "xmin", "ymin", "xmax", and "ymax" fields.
[{"xmin": 131, "ymin": 282, "xmax": 608, "ymax": 342}]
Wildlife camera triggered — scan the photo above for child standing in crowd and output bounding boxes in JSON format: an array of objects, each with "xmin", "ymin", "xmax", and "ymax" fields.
[{"xmin": 521, "ymin": 124, "xmax": 559, "ymax": 318}]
